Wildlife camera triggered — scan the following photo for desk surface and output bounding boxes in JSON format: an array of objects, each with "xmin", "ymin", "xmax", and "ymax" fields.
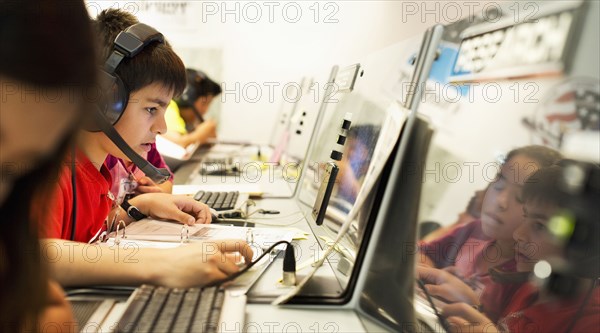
[
  {"xmin": 172, "ymin": 154, "xmax": 374, "ymax": 332},
  {"xmin": 170, "ymin": 147, "xmax": 433, "ymax": 332}
]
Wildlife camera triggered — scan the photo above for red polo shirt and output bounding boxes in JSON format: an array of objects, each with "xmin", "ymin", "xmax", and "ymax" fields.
[{"xmin": 45, "ymin": 150, "xmax": 113, "ymax": 243}]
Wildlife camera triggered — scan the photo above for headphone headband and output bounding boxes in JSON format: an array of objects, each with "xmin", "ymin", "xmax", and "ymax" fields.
[
  {"xmin": 89, "ymin": 22, "xmax": 169, "ymax": 183},
  {"xmin": 105, "ymin": 23, "xmax": 164, "ymax": 74}
]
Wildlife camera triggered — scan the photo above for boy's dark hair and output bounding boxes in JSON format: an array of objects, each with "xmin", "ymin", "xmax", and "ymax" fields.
[
  {"xmin": 94, "ymin": 9, "xmax": 186, "ymax": 97},
  {"xmin": 505, "ymin": 145, "xmax": 563, "ymax": 169},
  {"xmin": 176, "ymin": 68, "xmax": 222, "ymax": 108},
  {"xmin": 522, "ymin": 165, "xmax": 563, "ymax": 205},
  {"xmin": 193, "ymin": 70, "xmax": 222, "ymax": 98}
]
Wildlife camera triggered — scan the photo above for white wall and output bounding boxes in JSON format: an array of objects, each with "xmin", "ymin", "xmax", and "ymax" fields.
[{"xmin": 86, "ymin": 1, "xmax": 487, "ymax": 143}]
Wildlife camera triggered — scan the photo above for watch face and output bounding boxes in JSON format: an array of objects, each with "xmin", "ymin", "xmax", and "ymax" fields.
[{"xmin": 523, "ymin": 77, "xmax": 600, "ymax": 148}]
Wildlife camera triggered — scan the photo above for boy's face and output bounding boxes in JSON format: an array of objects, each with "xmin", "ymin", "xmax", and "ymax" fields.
[
  {"xmin": 106, "ymin": 83, "xmax": 171, "ymax": 161},
  {"xmin": 193, "ymin": 95, "xmax": 214, "ymax": 116},
  {"xmin": 481, "ymin": 154, "xmax": 538, "ymax": 242},
  {"xmin": 513, "ymin": 200, "xmax": 564, "ymax": 272}
]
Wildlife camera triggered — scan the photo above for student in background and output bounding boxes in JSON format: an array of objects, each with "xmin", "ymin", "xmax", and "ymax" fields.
[
  {"xmin": 418, "ymin": 145, "xmax": 562, "ymax": 321},
  {"xmin": 42, "ymin": 9, "xmax": 252, "ymax": 289},
  {"xmin": 0, "ymin": 0, "xmax": 96, "ymax": 330},
  {"xmin": 105, "ymin": 142, "xmax": 174, "ymax": 204},
  {"xmin": 421, "ymin": 187, "xmax": 486, "ymax": 242},
  {"xmin": 162, "ymin": 68, "xmax": 222, "ymax": 148},
  {"xmin": 422, "ymin": 165, "xmax": 600, "ymax": 333}
]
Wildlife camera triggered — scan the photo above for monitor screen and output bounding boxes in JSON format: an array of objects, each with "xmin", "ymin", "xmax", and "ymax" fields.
[
  {"xmin": 414, "ymin": 2, "xmax": 599, "ymax": 331},
  {"xmin": 298, "ymin": 33, "xmax": 424, "ymax": 244}
]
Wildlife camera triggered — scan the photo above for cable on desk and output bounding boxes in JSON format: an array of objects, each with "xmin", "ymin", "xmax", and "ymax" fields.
[{"xmin": 204, "ymin": 240, "xmax": 293, "ymax": 288}]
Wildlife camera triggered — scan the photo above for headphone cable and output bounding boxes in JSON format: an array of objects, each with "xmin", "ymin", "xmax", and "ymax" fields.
[{"xmin": 70, "ymin": 144, "xmax": 77, "ymax": 241}]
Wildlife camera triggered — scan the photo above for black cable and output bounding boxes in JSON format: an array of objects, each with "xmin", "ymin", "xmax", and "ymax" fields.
[
  {"xmin": 565, "ymin": 278, "xmax": 597, "ymax": 333},
  {"xmin": 70, "ymin": 144, "xmax": 77, "ymax": 241},
  {"xmin": 417, "ymin": 279, "xmax": 452, "ymax": 332},
  {"xmin": 204, "ymin": 240, "xmax": 292, "ymax": 288}
]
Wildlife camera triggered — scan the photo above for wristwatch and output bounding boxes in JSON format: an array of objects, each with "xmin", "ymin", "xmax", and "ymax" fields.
[{"xmin": 121, "ymin": 200, "xmax": 147, "ymax": 221}]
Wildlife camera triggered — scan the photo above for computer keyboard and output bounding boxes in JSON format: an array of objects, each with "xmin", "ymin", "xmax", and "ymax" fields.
[
  {"xmin": 117, "ymin": 285, "xmax": 225, "ymax": 333},
  {"xmin": 199, "ymin": 157, "xmax": 240, "ymax": 175},
  {"xmin": 194, "ymin": 190, "xmax": 239, "ymax": 210}
]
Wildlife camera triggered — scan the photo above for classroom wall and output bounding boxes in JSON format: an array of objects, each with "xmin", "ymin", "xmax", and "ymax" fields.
[{"xmin": 86, "ymin": 0, "xmax": 488, "ymax": 143}]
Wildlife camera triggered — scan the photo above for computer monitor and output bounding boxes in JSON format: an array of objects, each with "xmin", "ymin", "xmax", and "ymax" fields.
[
  {"xmin": 298, "ymin": 31, "xmax": 426, "ymax": 243},
  {"xmin": 277, "ymin": 66, "xmax": 340, "ymax": 196},
  {"xmin": 267, "ymin": 77, "xmax": 309, "ymax": 150},
  {"xmin": 278, "ymin": 26, "xmax": 443, "ymax": 312},
  {"xmin": 414, "ymin": 2, "xmax": 597, "ymax": 332}
]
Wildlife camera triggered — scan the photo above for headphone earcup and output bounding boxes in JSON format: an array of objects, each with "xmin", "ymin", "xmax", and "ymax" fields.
[
  {"xmin": 177, "ymin": 84, "xmax": 196, "ymax": 107},
  {"xmin": 87, "ymin": 70, "xmax": 129, "ymax": 132}
]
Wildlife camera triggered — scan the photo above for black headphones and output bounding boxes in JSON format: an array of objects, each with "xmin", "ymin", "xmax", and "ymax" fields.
[
  {"xmin": 176, "ymin": 69, "xmax": 207, "ymax": 123},
  {"xmin": 70, "ymin": 23, "xmax": 171, "ymax": 241},
  {"xmin": 90, "ymin": 23, "xmax": 164, "ymax": 130},
  {"xmin": 87, "ymin": 23, "xmax": 170, "ymax": 184}
]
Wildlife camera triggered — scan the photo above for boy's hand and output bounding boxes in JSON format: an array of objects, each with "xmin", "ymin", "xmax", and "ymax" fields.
[
  {"xmin": 441, "ymin": 303, "xmax": 498, "ymax": 333},
  {"xmin": 132, "ymin": 193, "xmax": 211, "ymax": 225},
  {"xmin": 192, "ymin": 120, "xmax": 217, "ymax": 145},
  {"xmin": 153, "ymin": 240, "xmax": 254, "ymax": 288},
  {"xmin": 135, "ymin": 176, "xmax": 164, "ymax": 194},
  {"xmin": 417, "ymin": 266, "xmax": 479, "ymax": 305}
]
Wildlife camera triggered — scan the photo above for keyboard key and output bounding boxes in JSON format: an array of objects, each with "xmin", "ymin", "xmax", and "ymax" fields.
[
  {"xmin": 193, "ymin": 191, "xmax": 205, "ymax": 201},
  {"xmin": 116, "ymin": 286, "xmax": 234, "ymax": 333},
  {"xmin": 151, "ymin": 288, "xmax": 184, "ymax": 332},
  {"xmin": 171, "ymin": 288, "xmax": 201, "ymax": 333},
  {"xmin": 189, "ymin": 287, "xmax": 218, "ymax": 332},
  {"xmin": 192, "ymin": 190, "xmax": 240, "ymax": 210},
  {"xmin": 117, "ymin": 285, "xmax": 154, "ymax": 333},
  {"xmin": 135, "ymin": 287, "xmax": 169, "ymax": 332}
]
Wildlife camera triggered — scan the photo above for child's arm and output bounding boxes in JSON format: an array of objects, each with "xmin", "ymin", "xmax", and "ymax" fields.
[
  {"xmin": 42, "ymin": 238, "xmax": 253, "ymax": 288},
  {"xmin": 417, "ymin": 266, "xmax": 479, "ymax": 305},
  {"xmin": 135, "ymin": 177, "xmax": 173, "ymax": 194},
  {"xmin": 112, "ymin": 193, "xmax": 211, "ymax": 226}
]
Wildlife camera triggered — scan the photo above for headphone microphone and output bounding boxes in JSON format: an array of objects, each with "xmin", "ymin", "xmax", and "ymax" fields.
[
  {"xmin": 90, "ymin": 23, "xmax": 170, "ymax": 184},
  {"xmin": 93, "ymin": 111, "xmax": 171, "ymax": 184}
]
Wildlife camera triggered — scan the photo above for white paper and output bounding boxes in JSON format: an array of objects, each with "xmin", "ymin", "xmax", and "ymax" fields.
[{"xmin": 117, "ymin": 219, "xmax": 295, "ymax": 250}]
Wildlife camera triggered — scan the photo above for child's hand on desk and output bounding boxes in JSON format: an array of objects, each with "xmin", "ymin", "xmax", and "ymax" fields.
[
  {"xmin": 153, "ymin": 240, "xmax": 254, "ymax": 288},
  {"xmin": 132, "ymin": 193, "xmax": 212, "ymax": 225},
  {"xmin": 192, "ymin": 120, "xmax": 217, "ymax": 145},
  {"xmin": 135, "ymin": 176, "xmax": 164, "ymax": 194},
  {"xmin": 417, "ymin": 266, "xmax": 479, "ymax": 306},
  {"xmin": 440, "ymin": 303, "xmax": 497, "ymax": 333}
]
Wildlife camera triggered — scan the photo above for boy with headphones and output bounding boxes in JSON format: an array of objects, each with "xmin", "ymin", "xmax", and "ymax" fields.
[
  {"xmin": 162, "ymin": 68, "xmax": 222, "ymax": 148},
  {"xmin": 42, "ymin": 9, "xmax": 253, "ymax": 288}
]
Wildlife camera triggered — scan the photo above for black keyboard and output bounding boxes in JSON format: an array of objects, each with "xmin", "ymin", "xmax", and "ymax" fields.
[
  {"xmin": 194, "ymin": 191, "xmax": 239, "ymax": 210},
  {"xmin": 117, "ymin": 285, "xmax": 225, "ymax": 333},
  {"xmin": 199, "ymin": 158, "xmax": 240, "ymax": 176}
]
